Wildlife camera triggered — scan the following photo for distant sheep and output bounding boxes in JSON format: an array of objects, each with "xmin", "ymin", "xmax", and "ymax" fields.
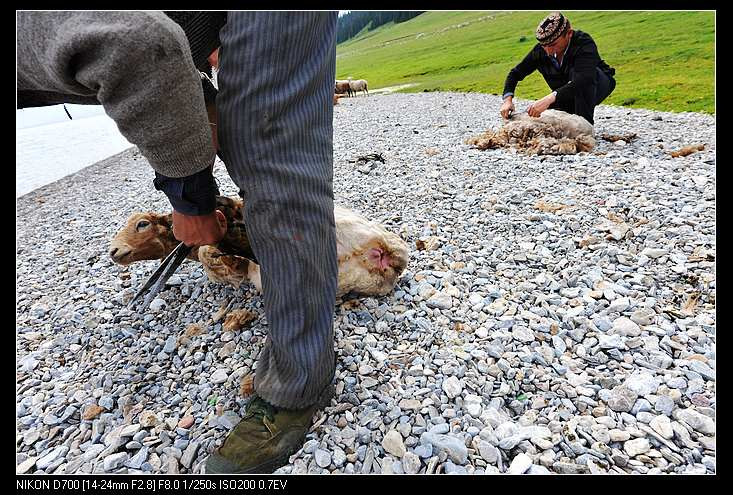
[
  {"xmin": 335, "ymin": 80, "xmax": 353, "ymax": 97},
  {"xmin": 349, "ymin": 79, "xmax": 369, "ymax": 96},
  {"xmin": 466, "ymin": 109, "xmax": 596, "ymax": 155}
]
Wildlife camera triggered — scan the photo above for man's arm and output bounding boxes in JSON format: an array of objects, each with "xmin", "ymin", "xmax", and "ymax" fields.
[
  {"xmin": 502, "ymin": 47, "xmax": 540, "ymax": 99},
  {"xmin": 500, "ymin": 48, "xmax": 539, "ymax": 118},
  {"xmin": 17, "ymin": 11, "xmax": 216, "ymax": 179},
  {"xmin": 17, "ymin": 11, "xmax": 226, "ymax": 246}
]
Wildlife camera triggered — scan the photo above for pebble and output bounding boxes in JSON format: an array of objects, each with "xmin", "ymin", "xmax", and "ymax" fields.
[
  {"xmin": 103, "ymin": 452, "xmax": 129, "ymax": 472},
  {"xmin": 649, "ymin": 415, "xmax": 674, "ymax": 439},
  {"xmin": 441, "ymin": 376, "xmax": 463, "ymax": 399},
  {"xmin": 607, "ymin": 386, "xmax": 638, "ymax": 412},
  {"xmin": 624, "ymin": 438, "xmax": 651, "ymax": 457},
  {"xmin": 508, "ymin": 453, "xmax": 532, "ymax": 474},
  {"xmin": 420, "ymin": 432, "xmax": 468, "ymax": 464},
  {"xmin": 382, "ymin": 430, "xmax": 406, "ymax": 458},
  {"xmin": 315, "ymin": 449, "xmax": 332, "ymax": 468},
  {"xmin": 673, "ymin": 409, "xmax": 715, "ymax": 435},
  {"xmin": 211, "ymin": 369, "xmax": 229, "ymax": 384},
  {"xmin": 402, "ymin": 451, "xmax": 421, "ymax": 474}
]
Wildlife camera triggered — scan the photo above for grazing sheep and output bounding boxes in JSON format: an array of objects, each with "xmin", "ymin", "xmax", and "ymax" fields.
[
  {"xmin": 109, "ymin": 196, "xmax": 409, "ymax": 298},
  {"xmin": 348, "ymin": 79, "xmax": 368, "ymax": 96},
  {"xmin": 335, "ymin": 80, "xmax": 353, "ymax": 97},
  {"xmin": 466, "ymin": 109, "xmax": 595, "ymax": 155}
]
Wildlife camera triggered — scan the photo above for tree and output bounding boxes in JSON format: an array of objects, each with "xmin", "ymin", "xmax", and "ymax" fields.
[{"xmin": 337, "ymin": 11, "xmax": 425, "ymax": 44}]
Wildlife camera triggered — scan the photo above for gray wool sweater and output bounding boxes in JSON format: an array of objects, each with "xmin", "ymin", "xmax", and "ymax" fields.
[{"xmin": 17, "ymin": 11, "xmax": 215, "ymax": 178}]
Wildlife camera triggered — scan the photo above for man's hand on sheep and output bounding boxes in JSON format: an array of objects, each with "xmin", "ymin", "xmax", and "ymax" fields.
[
  {"xmin": 173, "ymin": 209, "xmax": 228, "ymax": 247},
  {"xmin": 527, "ymin": 92, "xmax": 557, "ymax": 118},
  {"xmin": 500, "ymin": 97, "xmax": 515, "ymax": 120}
]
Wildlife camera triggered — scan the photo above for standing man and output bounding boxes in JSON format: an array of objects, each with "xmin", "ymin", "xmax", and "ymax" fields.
[
  {"xmin": 499, "ymin": 12, "xmax": 616, "ymax": 125},
  {"xmin": 17, "ymin": 11, "xmax": 339, "ymax": 474}
]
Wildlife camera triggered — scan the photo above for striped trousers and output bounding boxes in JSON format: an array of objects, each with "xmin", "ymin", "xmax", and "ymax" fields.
[{"xmin": 216, "ymin": 12, "xmax": 338, "ymax": 409}]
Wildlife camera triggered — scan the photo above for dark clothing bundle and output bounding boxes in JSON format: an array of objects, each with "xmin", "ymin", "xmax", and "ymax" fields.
[{"xmin": 502, "ymin": 30, "xmax": 616, "ymax": 124}]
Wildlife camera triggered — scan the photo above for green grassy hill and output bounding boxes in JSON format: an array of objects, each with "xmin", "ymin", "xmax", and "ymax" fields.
[{"xmin": 336, "ymin": 11, "xmax": 715, "ymax": 114}]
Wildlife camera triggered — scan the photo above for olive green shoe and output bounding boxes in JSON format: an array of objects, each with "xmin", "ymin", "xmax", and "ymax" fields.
[{"xmin": 205, "ymin": 385, "xmax": 334, "ymax": 474}]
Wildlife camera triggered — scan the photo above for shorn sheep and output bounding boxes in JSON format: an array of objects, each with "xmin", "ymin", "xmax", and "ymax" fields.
[
  {"xmin": 348, "ymin": 79, "xmax": 368, "ymax": 96},
  {"xmin": 109, "ymin": 196, "xmax": 409, "ymax": 298},
  {"xmin": 466, "ymin": 109, "xmax": 595, "ymax": 155}
]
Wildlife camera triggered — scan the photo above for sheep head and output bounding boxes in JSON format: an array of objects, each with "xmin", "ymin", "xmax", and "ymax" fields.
[
  {"xmin": 109, "ymin": 212, "xmax": 178, "ymax": 265},
  {"xmin": 334, "ymin": 205, "xmax": 409, "ymax": 297}
]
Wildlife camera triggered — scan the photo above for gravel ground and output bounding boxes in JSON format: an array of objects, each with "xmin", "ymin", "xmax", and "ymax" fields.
[{"xmin": 16, "ymin": 92, "xmax": 715, "ymax": 475}]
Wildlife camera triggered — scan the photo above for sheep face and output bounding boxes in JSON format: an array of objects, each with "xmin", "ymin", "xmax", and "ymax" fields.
[
  {"xmin": 335, "ymin": 205, "xmax": 409, "ymax": 297},
  {"xmin": 109, "ymin": 213, "xmax": 177, "ymax": 265}
]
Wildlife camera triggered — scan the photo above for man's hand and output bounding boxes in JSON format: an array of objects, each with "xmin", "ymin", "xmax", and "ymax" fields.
[
  {"xmin": 527, "ymin": 92, "xmax": 557, "ymax": 118},
  {"xmin": 500, "ymin": 97, "xmax": 515, "ymax": 120},
  {"xmin": 172, "ymin": 209, "xmax": 227, "ymax": 247}
]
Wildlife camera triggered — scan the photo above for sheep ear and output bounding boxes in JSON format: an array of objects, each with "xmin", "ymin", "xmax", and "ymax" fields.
[{"xmin": 151, "ymin": 213, "xmax": 171, "ymax": 228}]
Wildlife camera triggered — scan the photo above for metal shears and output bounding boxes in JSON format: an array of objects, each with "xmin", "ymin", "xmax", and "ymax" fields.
[{"xmin": 127, "ymin": 242, "xmax": 193, "ymax": 309}]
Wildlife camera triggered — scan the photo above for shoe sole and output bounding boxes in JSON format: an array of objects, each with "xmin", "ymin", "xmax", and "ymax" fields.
[{"xmin": 206, "ymin": 383, "xmax": 335, "ymax": 474}]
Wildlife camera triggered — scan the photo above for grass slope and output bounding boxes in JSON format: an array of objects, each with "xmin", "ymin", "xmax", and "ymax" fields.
[{"xmin": 336, "ymin": 11, "xmax": 715, "ymax": 114}]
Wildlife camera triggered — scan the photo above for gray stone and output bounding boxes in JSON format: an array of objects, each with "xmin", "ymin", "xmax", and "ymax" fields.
[
  {"xmin": 332, "ymin": 447, "xmax": 346, "ymax": 468},
  {"xmin": 103, "ymin": 453, "xmax": 129, "ymax": 472},
  {"xmin": 624, "ymin": 372, "xmax": 660, "ymax": 396},
  {"xmin": 508, "ymin": 453, "xmax": 533, "ymax": 474},
  {"xmin": 442, "ymin": 376, "xmax": 463, "ymax": 399},
  {"xmin": 527, "ymin": 464, "xmax": 552, "ymax": 474},
  {"xmin": 180, "ymin": 441, "xmax": 199, "ymax": 469},
  {"xmin": 512, "ymin": 326, "xmax": 535, "ymax": 343},
  {"xmin": 217, "ymin": 411, "xmax": 241, "ymax": 430},
  {"xmin": 623, "ymin": 438, "xmax": 650, "ymax": 457},
  {"xmin": 36, "ymin": 446, "xmax": 68, "ymax": 470},
  {"xmin": 402, "ymin": 452, "xmax": 421, "ymax": 474},
  {"xmin": 443, "ymin": 460, "xmax": 468, "ymax": 474},
  {"xmin": 420, "ymin": 432, "xmax": 468, "ymax": 464},
  {"xmin": 608, "ymin": 297, "xmax": 631, "ymax": 313},
  {"xmin": 426, "ymin": 292, "xmax": 452, "ymax": 310},
  {"xmin": 210, "ymin": 369, "xmax": 229, "ymax": 384},
  {"xmin": 630, "ymin": 308, "xmax": 656, "ymax": 326},
  {"xmin": 598, "ymin": 333, "xmax": 625, "ymax": 349},
  {"xmin": 552, "ymin": 461, "xmax": 588, "ymax": 474},
  {"xmin": 382, "ymin": 430, "xmax": 406, "ymax": 458},
  {"xmin": 649, "ymin": 415, "xmax": 674, "ymax": 440},
  {"xmin": 612, "ymin": 317, "xmax": 641, "ymax": 337},
  {"xmin": 607, "ymin": 386, "xmax": 638, "ymax": 412},
  {"xmin": 149, "ymin": 298, "xmax": 167, "ymax": 312},
  {"xmin": 654, "ymin": 395, "xmax": 676, "ymax": 416},
  {"xmin": 315, "ymin": 449, "xmax": 332, "ymax": 468},
  {"xmin": 478, "ymin": 440, "xmax": 499, "ymax": 464},
  {"xmin": 125, "ymin": 447, "xmax": 149, "ymax": 470},
  {"xmin": 414, "ymin": 444, "xmax": 433, "ymax": 459},
  {"xmin": 632, "ymin": 398, "xmax": 653, "ymax": 415},
  {"xmin": 673, "ymin": 409, "xmax": 715, "ymax": 435},
  {"xmin": 640, "ymin": 248, "xmax": 667, "ymax": 259},
  {"xmin": 687, "ymin": 360, "xmax": 715, "ymax": 381},
  {"xmin": 163, "ymin": 336, "xmax": 177, "ymax": 354}
]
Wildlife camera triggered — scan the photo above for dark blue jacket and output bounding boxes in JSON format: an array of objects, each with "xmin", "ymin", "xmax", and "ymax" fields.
[{"xmin": 503, "ymin": 30, "xmax": 615, "ymax": 106}]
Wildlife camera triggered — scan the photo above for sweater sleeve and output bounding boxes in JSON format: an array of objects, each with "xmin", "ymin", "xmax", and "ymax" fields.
[
  {"xmin": 554, "ymin": 41, "xmax": 602, "ymax": 103},
  {"xmin": 502, "ymin": 47, "xmax": 539, "ymax": 97},
  {"xmin": 16, "ymin": 11, "xmax": 215, "ymax": 178}
]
